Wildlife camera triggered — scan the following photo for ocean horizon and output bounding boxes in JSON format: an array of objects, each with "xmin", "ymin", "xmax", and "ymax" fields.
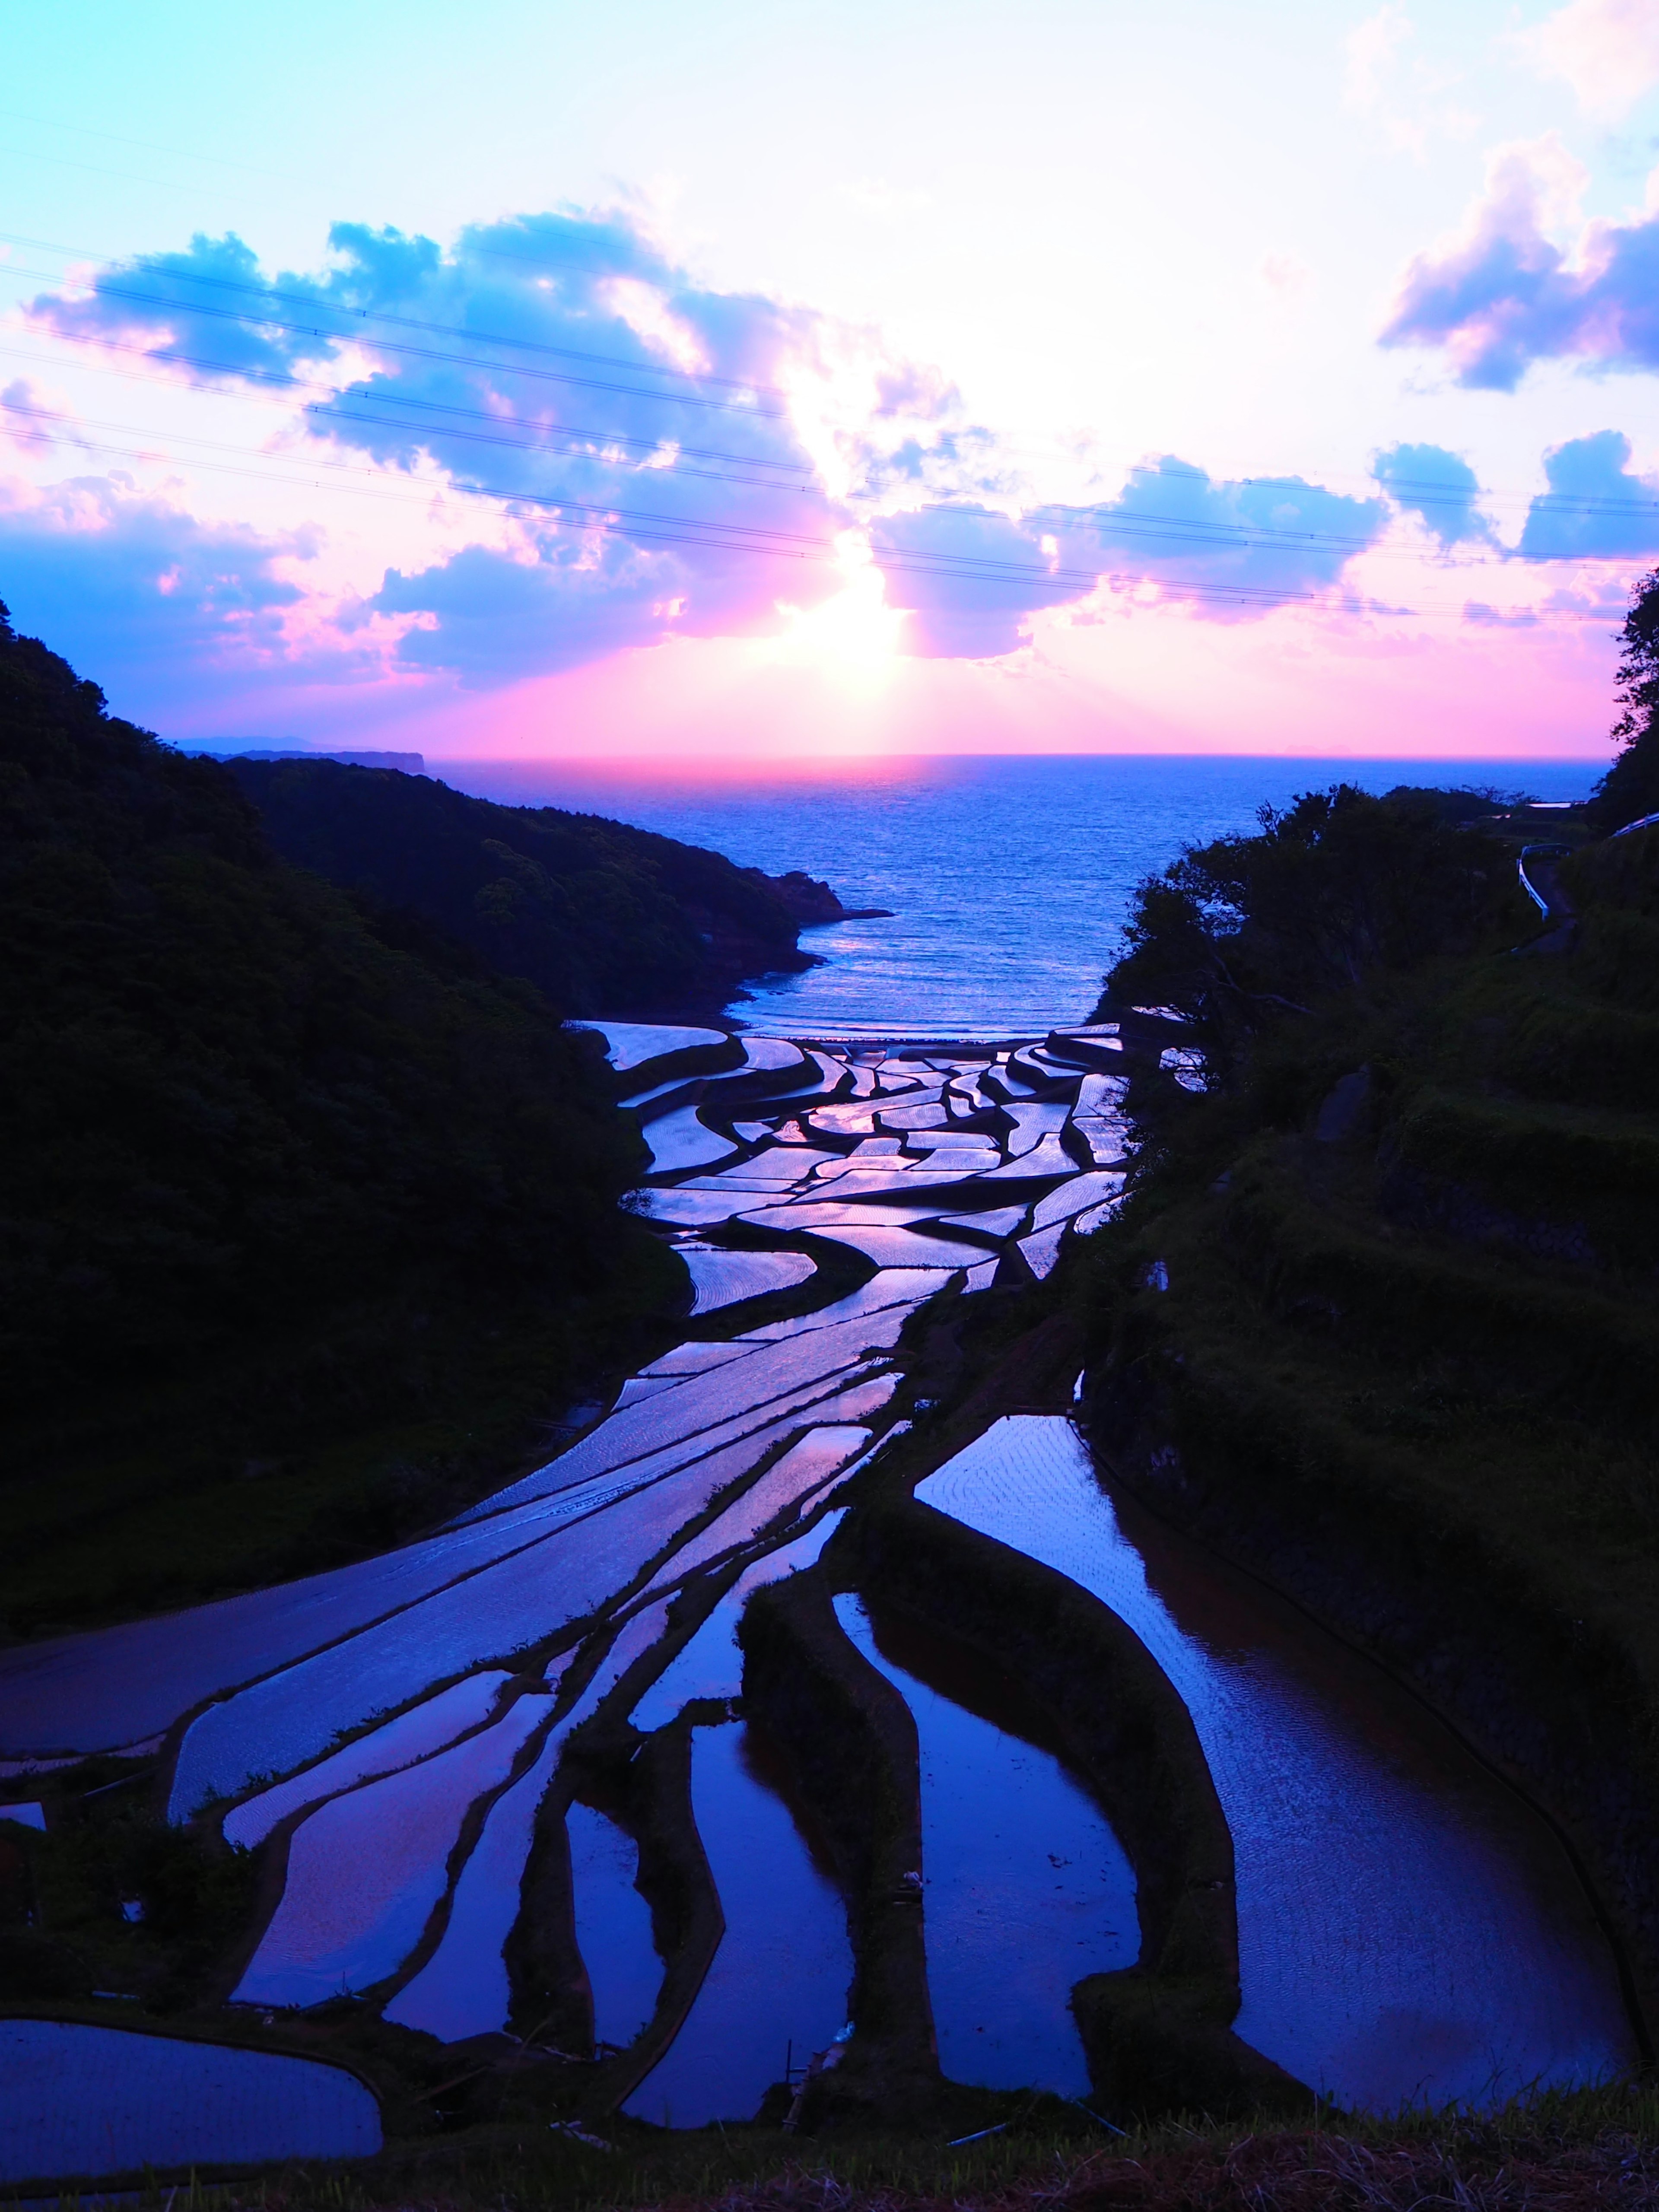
[{"xmin": 433, "ymin": 753, "xmax": 1598, "ymax": 1037}]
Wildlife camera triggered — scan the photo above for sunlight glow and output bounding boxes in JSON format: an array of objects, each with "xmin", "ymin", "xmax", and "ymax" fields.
[{"xmin": 758, "ymin": 533, "xmax": 902, "ymax": 692}]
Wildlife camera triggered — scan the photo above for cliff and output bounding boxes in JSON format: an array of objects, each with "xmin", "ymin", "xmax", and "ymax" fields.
[{"xmin": 226, "ymin": 759, "xmax": 834, "ymax": 1017}]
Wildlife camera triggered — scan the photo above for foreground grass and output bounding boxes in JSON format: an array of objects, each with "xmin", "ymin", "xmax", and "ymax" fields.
[{"xmin": 20, "ymin": 2087, "xmax": 1659, "ymax": 2212}]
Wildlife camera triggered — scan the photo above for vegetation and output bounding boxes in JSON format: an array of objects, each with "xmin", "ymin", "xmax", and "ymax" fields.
[
  {"xmin": 4, "ymin": 2086, "xmax": 1659, "ymax": 2210},
  {"xmin": 228, "ymin": 757, "xmax": 819, "ymax": 1017},
  {"xmin": 1077, "ymin": 764, "xmax": 1659, "ymax": 2023},
  {"xmin": 1591, "ymin": 566, "xmax": 1659, "ymax": 833},
  {"xmin": 0, "ymin": 603, "xmax": 680, "ymax": 1634}
]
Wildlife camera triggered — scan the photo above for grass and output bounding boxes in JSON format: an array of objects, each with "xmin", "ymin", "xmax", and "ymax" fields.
[{"xmin": 15, "ymin": 2085, "xmax": 1659, "ymax": 2212}]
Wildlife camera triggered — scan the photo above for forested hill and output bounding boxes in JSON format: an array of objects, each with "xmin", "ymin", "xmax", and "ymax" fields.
[
  {"xmin": 226, "ymin": 756, "xmax": 828, "ymax": 1017},
  {"xmin": 1076, "ymin": 776, "xmax": 1659, "ymax": 2030},
  {"xmin": 0, "ymin": 604, "xmax": 674, "ymax": 1634}
]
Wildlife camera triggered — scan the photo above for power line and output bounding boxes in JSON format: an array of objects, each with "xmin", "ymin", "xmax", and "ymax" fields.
[
  {"xmin": 0, "ymin": 373, "xmax": 1643, "ymax": 581},
  {"xmin": 0, "ymin": 320, "xmax": 1632, "ymax": 564},
  {"xmin": 0, "ymin": 250, "xmax": 788, "ymax": 414},
  {"xmin": 0, "ymin": 394, "xmax": 1621, "ymax": 623},
  {"xmin": 0, "ymin": 378, "xmax": 1498, "ymax": 566},
  {"xmin": 10, "ymin": 222, "xmax": 1659, "ymax": 524},
  {"xmin": 0, "ymin": 337, "xmax": 808, "ymax": 478}
]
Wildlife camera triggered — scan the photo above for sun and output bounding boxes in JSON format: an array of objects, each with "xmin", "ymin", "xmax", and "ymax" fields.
[{"xmin": 759, "ymin": 532, "xmax": 903, "ymax": 692}]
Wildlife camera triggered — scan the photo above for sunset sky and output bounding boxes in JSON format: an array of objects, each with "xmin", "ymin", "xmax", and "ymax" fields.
[{"xmin": 8, "ymin": 0, "xmax": 1659, "ymax": 760}]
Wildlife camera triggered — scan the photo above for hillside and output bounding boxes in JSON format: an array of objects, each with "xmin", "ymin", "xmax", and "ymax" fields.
[
  {"xmin": 226, "ymin": 756, "xmax": 836, "ymax": 1016},
  {"xmin": 0, "ymin": 604, "xmax": 677, "ymax": 1636},
  {"xmin": 1075, "ymin": 780, "xmax": 1659, "ymax": 2030}
]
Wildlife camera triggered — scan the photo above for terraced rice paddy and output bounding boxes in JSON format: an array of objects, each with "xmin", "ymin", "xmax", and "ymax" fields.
[
  {"xmin": 0, "ymin": 2021, "xmax": 381, "ymax": 2183},
  {"xmin": 0, "ymin": 1020, "xmax": 1639, "ymax": 2182},
  {"xmin": 835, "ymin": 1595, "xmax": 1136, "ymax": 2098},
  {"xmin": 623, "ymin": 1722, "xmax": 852, "ymax": 2128},
  {"xmin": 915, "ymin": 1418, "xmax": 1636, "ymax": 2110}
]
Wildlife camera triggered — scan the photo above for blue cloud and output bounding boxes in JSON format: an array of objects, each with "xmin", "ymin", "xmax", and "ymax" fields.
[
  {"xmin": 19, "ymin": 211, "xmax": 1396, "ymax": 677},
  {"xmin": 1372, "ymin": 442, "xmax": 1496, "ymax": 548},
  {"xmin": 1380, "ymin": 157, "xmax": 1659, "ymax": 391},
  {"xmin": 1050, "ymin": 459, "xmax": 1388, "ymax": 607},
  {"xmin": 1516, "ymin": 430, "xmax": 1659, "ymax": 561},
  {"xmin": 29, "ymin": 211, "xmax": 849, "ymax": 664},
  {"xmin": 866, "ymin": 461, "xmax": 1390, "ymax": 657},
  {"xmin": 868, "ymin": 505, "xmax": 1051, "ymax": 657},
  {"xmin": 0, "ymin": 477, "xmax": 308, "ymax": 709}
]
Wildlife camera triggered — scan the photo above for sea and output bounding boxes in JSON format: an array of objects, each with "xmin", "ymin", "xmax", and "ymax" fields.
[{"xmin": 435, "ymin": 754, "xmax": 1597, "ymax": 1040}]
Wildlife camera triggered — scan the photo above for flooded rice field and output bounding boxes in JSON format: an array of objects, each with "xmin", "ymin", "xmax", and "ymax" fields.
[
  {"xmin": 915, "ymin": 1418, "xmax": 1636, "ymax": 2109},
  {"xmin": 0, "ymin": 2020, "xmax": 381, "ymax": 2184},
  {"xmin": 0, "ymin": 1018, "xmax": 1637, "ymax": 2181},
  {"xmin": 624, "ymin": 1723, "xmax": 852, "ymax": 2128},
  {"xmin": 836, "ymin": 1594, "xmax": 1136, "ymax": 2097}
]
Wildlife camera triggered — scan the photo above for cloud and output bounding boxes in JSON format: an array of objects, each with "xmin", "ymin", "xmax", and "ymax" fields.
[
  {"xmin": 1044, "ymin": 460, "xmax": 1388, "ymax": 626},
  {"xmin": 11, "ymin": 207, "xmax": 1408, "ymax": 684},
  {"xmin": 1516, "ymin": 428, "xmax": 1659, "ymax": 558},
  {"xmin": 1372, "ymin": 442, "xmax": 1497, "ymax": 546},
  {"xmin": 1341, "ymin": 5, "xmax": 1478, "ymax": 156},
  {"xmin": 1518, "ymin": 0, "xmax": 1659, "ymax": 121},
  {"xmin": 366, "ymin": 503, "xmax": 834, "ymax": 683},
  {"xmin": 868, "ymin": 461, "xmax": 1391, "ymax": 657},
  {"xmin": 1346, "ymin": 4, "xmax": 1415, "ymax": 112},
  {"xmin": 28, "ymin": 210, "xmax": 953, "ymax": 675},
  {"xmin": 0, "ymin": 473, "xmax": 315, "ymax": 703},
  {"xmin": 1378, "ymin": 132, "xmax": 1659, "ymax": 388},
  {"xmin": 868, "ymin": 505, "xmax": 1053, "ymax": 658}
]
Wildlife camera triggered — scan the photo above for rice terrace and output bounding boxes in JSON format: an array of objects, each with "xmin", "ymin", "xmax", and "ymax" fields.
[{"xmin": 8, "ymin": 2, "xmax": 1659, "ymax": 2206}]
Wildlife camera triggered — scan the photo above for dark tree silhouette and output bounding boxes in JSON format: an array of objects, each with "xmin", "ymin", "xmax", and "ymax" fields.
[{"xmin": 1590, "ymin": 568, "xmax": 1659, "ymax": 833}]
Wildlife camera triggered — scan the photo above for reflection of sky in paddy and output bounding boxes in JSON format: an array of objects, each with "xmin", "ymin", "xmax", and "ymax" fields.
[
  {"xmin": 918, "ymin": 1417, "xmax": 1636, "ymax": 2111},
  {"xmin": 0, "ymin": 2021, "xmax": 381, "ymax": 2183},
  {"xmin": 836, "ymin": 1594, "xmax": 1135, "ymax": 2098},
  {"xmin": 569, "ymin": 1802, "xmax": 663, "ymax": 2053},
  {"xmin": 625, "ymin": 1723, "xmax": 851, "ymax": 2126},
  {"xmin": 234, "ymin": 1694, "xmax": 551, "ymax": 2008}
]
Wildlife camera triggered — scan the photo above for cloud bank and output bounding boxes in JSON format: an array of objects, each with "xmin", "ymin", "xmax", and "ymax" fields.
[
  {"xmin": 3, "ymin": 194, "xmax": 1640, "ymax": 726},
  {"xmin": 1381, "ymin": 134, "xmax": 1659, "ymax": 389},
  {"xmin": 0, "ymin": 474, "xmax": 311, "ymax": 690}
]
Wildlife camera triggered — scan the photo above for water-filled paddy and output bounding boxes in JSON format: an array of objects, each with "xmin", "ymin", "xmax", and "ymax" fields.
[
  {"xmin": 625, "ymin": 1722, "xmax": 851, "ymax": 2126},
  {"xmin": 916, "ymin": 1416, "xmax": 1636, "ymax": 2109},
  {"xmin": 1, "ymin": 1017, "xmax": 1635, "ymax": 2180},
  {"xmin": 569, "ymin": 1802, "xmax": 663, "ymax": 2051},
  {"xmin": 835, "ymin": 1595, "xmax": 1136, "ymax": 2097},
  {"xmin": 235, "ymin": 1692, "xmax": 552, "ymax": 2008},
  {"xmin": 0, "ymin": 2021, "xmax": 381, "ymax": 2184}
]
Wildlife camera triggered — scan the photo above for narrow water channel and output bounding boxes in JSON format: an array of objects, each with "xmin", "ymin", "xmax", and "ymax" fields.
[
  {"xmin": 568, "ymin": 1803, "xmax": 663, "ymax": 2052},
  {"xmin": 834, "ymin": 1592, "xmax": 1137, "ymax": 2097},
  {"xmin": 624, "ymin": 1721, "xmax": 852, "ymax": 2126},
  {"xmin": 916, "ymin": 1416, "xmax": 1636, "ymax": 2110}
]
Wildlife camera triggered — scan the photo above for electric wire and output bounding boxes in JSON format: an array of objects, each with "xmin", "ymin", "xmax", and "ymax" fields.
[
  {"xmin": 0, "ymin": 394, "xmax": 1618, "ymax": 623},
  {"xmin": 0, "ymin": 362, "xmax": 1632, "ymax": 577},
  {"xmin": 7, "ymin": 245, "xmax": 1659, "ymax": 524},
  {"xmin": 0, "ymin": 384, "xmax": 1512, "ymax": 566},
  {"xmin": 10, "ymin": 224, "xmax": 1659, "ymax": 522},
  {"xmin": 0, "ymin": 256, "xmax": 787, "ymax": 416},
  {"xmin": 0, "ymin": 337, "xmax": 811, "ymax": 478}
]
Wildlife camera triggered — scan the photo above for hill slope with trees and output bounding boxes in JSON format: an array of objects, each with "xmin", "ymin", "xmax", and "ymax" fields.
[
  {"xmin": 1076, "ymin": 759, "xmax": 1659, "ymax": 2037},
  {"xmin": 226, "ymin": 756, "xmax": 833, "ymax": 1016},
  {"xmin": 0, "ymin": 603, "xmax": 675, "ymax": 1635}
]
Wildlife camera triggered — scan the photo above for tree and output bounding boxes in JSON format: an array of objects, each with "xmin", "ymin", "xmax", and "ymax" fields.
[
  {"xmin": 1099, "ymin": 785, "xmax": 1494, "ymax": 1072},
  {"xmin": 1589, "ymin": 569, "xmax": 1659, "ymax": 833}
]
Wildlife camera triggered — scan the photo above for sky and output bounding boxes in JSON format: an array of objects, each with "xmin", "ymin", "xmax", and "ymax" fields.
[{"xmin": 7, "ymin": 0, "xmax": 1659, "ymax": 761}]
